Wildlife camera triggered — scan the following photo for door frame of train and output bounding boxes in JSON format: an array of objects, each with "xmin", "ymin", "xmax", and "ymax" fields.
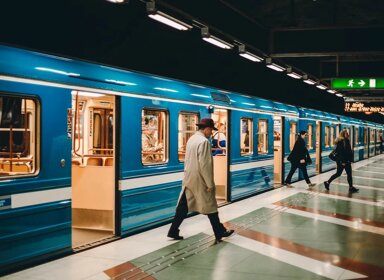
[
  {"xmin": 316, "ymin": 121, "xmax": 322, "ymax": 174},
  {"xmin": 273, "ymin": 116, "xmax": 284, "ymax": 185}
]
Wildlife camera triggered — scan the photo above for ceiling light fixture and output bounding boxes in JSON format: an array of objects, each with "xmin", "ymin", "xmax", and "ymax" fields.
[
  {"xmin": 265, "ymin": 57, "xmax": 285, "ymax": 72},
  {"xmin": 201, "ymin": 27, "xmax": 233, "ymax": 49},
  {"xmin": 238, "ymin": 45, "xmax": 263, "ymax": 62},
  {"xmin": 146, "ymin": 2, "xmax": 192, "ymax": 31},
  {"xmin": 336, "ymin": 93, "xmax": 344, "ymax": 97},
  {"xmin": 286, "ymin": 66, "xmax": 302, "ymax": 79},
  {"xmin": 327, "ymin": 89, "xmax": 336, "ymax": 94},
  {"xmin": 316, "ymin": 83, "xmax": 327, "ymax": 90},
  {"xmin": 302, "ymin": 74, "xmax": 316, "ymax": 85}
]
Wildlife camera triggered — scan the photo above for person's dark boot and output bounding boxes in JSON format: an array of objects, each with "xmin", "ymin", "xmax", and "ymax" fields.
[
  {"xmin": 215, "ymin": 229, "xmax": 234, "ymax": 242},
  {"xmin": 349, "ymin": 187, "xmax": 359, "ymax": 193},
  {"xmin": 167, "ymin": 229, "xmax": 183, "ymax": 240},
  {"xmin": 324, "ymin": 181, "xmax": 330, "ymax": 191}
]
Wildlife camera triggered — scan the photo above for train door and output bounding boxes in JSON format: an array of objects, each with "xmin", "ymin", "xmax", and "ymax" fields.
[
  {"xmin": 211, "ymin": 109, "xmax": 228, "ymax": 205},
  {"xmin": 364, "ymin": 127, "xmax": 369, "ymax": 158},
  {"xmin": 71, "ymin": 91, "xmax": 116, "ymax": 250},
  {"xmin": 315, "ymin": 121, "xmax": 321, "ymax": 173},
  {"xmin": 273, "ymin": 116, "xmax": 283, "ymax": 185}
]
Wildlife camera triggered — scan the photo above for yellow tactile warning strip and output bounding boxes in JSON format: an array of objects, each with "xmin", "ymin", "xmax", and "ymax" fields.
[
  {"xmin": 104, "ymin": 261, "xmax": 156, "ymax": 280},
  {"xmin": 273, "ymin": 201, "xmax": 384, "ymax": 228},
  {"xmin": 225, "ymin": 222, "xmax": 384, "ymax": 279}
]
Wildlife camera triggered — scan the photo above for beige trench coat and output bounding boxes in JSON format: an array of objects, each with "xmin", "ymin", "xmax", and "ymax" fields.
[{"xmin": 181, "ymin": 131, "xmax": 218, "ymax": 214}]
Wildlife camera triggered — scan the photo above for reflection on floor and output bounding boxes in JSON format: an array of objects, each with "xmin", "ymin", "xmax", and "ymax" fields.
[
  {"xmin": 72, "ymin": 228, "xmax": 114, "ymax": 249},
  {"xmin": 4, "ymin": 155, "xmax": 384, "ymax": 280}
]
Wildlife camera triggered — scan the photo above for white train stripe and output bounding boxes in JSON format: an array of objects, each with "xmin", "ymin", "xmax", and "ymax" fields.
[
  {"xmin": 119, "ymin": 172, "xmax": 184, "ymax": 191},
  {"xmin": 228, "ymin": 235, "xmax": 366, "ymax": 279},
  {"xmin": 230, "ymin": 159, "xmax": 274, "ymax": 172},
  {"xmin": 12, "ymin": 187, "xmax": 71, "ymax": 209}
]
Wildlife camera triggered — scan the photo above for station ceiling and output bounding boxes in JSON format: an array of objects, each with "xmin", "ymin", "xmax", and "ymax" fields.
[{"xmin": 1, "ymin": 0, "xmax": 384, "ymax": 122}]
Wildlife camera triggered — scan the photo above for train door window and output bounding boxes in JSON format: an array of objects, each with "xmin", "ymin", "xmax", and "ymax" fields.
[
  {"xmin": 364, "ymin": 128, "xmax": 368, "ymax": 145},
  {"xmin": 178, "ymin": 113, "xmax": 198, "ymax": 161},
  {"xmin": 330, "ymin": 126, "xmax": 335, "ymax": 146},
  {"xmin": 289, "ymin": 122, "xmax": 297, "ymax": 151},
  {"xmin": 241, "ymin": 118, "xmax": 253, "ymax": 155},
  {"xmin": 92, "ymin": 108, "xmax": 113, "ymax": 155},
  {"xmin": 355, "ymin": 127, "xmax": 359, "ymax": 145},
  {"xmin": 142, "ymin": 109, "xmax": 168, "ymax": 165},
  {"xmin": 307, "ymin": 124, "xmax": 313, "ymax": 149},
  {"xmin": 324, "ymin": 126, "xmax": 330, "ymax": 147},
  {"xmin": 258, "ymin": 119, "xmax": 268, "ymax": 154},
  {"xmin": 370, "ymin": 129, "xmax": 375, "ymax": 144},
  {"xmin": 0, "ymin": 95, "xmax": 39, "ymax": 177}
]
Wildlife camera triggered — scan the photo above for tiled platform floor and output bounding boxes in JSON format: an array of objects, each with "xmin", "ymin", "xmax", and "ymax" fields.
[{"xmin": 3, "ymin": 155, "xmax": 384, "ymax": 280}]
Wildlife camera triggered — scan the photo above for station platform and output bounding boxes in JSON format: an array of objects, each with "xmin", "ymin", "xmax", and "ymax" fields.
[{"xmin": 3, "ymin": 156, "xmax": 384, "ymax": 280}]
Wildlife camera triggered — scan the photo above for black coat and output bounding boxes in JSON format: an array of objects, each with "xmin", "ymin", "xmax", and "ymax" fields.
[
  {"xmin": 287, "ymin": 136, "xmax": 312, "ymax": 165},
  {"xmin": 334, "ymin": 137, "xmax": 353, "ymax": 163}
]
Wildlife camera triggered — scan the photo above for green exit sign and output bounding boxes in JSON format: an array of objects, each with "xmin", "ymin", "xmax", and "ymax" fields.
[{"xmin": 332, "ymin": 78, "xmax": 384, "ymax": 89}]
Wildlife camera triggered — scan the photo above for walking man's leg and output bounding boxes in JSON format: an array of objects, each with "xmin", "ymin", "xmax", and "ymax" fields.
[
  {"xmin": 207, "ymin": 212, "xmax": 234, "ymax": 242},
  {"xmin": 168, "ymin": 191, "xmax": 188, "ymax": 240}
]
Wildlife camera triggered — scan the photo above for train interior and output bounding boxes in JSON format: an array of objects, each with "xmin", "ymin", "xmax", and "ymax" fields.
[
  {"xmin": 71, "ymin": 91, "xmax": 115, "ymax": 250},
  {"xmin": 273, "ymin": 116, "xmax": 283, "ymax": 185},
  {"xmin": 211, "ymin": 109, "xmax": 228, "ymax": 205}
]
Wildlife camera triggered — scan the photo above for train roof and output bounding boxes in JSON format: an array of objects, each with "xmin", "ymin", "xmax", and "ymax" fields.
[{"xmin": 0, "ymin": 44, "xmax": 382, "ymax": 128}]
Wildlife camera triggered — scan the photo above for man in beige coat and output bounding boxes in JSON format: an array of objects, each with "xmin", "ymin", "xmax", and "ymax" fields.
[{"xmin": 167, "ymin": 118, "xmax": 234, "ymax": 242}]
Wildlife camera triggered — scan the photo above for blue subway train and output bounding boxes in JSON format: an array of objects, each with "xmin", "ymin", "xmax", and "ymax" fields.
[{"xmin": 0, "ymin": 44, "xmax": 382, "ymax": 274}]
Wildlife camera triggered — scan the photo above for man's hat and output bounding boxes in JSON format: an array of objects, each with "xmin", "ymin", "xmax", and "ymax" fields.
[{"xmin": 196, "ymin": 118, "xmax": 218, "ymax": 131}]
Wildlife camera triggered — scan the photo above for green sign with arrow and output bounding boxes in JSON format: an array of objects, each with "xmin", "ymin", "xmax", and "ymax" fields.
[{"xmin": 332, "ymin": 78, "xmax": 384, "ymax": 90}]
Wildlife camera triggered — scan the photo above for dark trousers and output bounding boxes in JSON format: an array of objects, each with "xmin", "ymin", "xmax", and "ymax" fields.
[
  {"xmin": 168, "ymin": 191, "xmax": 226, "ymax": 238},
  {"xmin": 328, "ymin": 162, "xmax": 353, "ymax": 188},
  {"xmin": 285, "ymin": 162, "xmax": 311, "ymax": 184}
]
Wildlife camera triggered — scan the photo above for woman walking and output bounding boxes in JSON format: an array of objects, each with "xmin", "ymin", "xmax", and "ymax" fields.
[{"xmin": 324, "ymin": 130, "xmax": 359, "ymax": 193}]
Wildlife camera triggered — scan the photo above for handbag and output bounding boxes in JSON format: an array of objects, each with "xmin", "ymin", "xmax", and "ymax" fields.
[{"xmin": 329, "ymin": 150, "xmax": 338, "ymax": 161}]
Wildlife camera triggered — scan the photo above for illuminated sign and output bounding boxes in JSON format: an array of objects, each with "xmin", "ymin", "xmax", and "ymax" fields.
[
  {"xmin": 344, "ymin": 102, "xmax": 384, "ymax": 113},
  {"xmin": 332, "ymin": 78, "xmax": 384, "ymax": 90}
]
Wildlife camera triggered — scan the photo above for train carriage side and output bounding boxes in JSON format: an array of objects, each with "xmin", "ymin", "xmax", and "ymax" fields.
[{"xmin": 0, "ymin": 81, "xmax": 72, "ymax": 275}]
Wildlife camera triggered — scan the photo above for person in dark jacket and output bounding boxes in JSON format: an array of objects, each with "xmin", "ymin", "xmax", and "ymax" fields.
[
  {"xmin": 285, "ymin": 131, "xmax": 315, "ymax": 188},
  {"xmin": 324, "ymin": 130, "xmax": 359, "ymax": 193}
]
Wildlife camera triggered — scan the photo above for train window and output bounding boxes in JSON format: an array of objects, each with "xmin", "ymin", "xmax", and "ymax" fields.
[
  {"xmin": 178, "ymin": 113, "xmax": 198, "ymax": 161},
  {"xmin": 258, "ymin": 119, "xmax": 268, "ymax": 154},
  {"xmin": 307, "ymin": 124, "xmax": 313, "ymax": 149},
  {"xmin": 142, "ymin": 109, "xmax": 168, "ymax": 165},
  {"xmin": 370, "ymin": 129, "xmax": 375, "ymax": 143},
  {"xmin": 330, "ymin": 126, "xmax": 335, "ymax": 146},
  {"xmin": 91, "ymin": 109, "xmax": 114, "ymax": 155},
  {"xmin": 289, "ymin": 122, "xmax": 297, "ymax": 151},
  {"xmin": 355, "ymin": 127, "xmax": 359, "ymax": 145},
  {"xmin": 364, "ymin": 128, "xmax": 368, "ymax": 145},
  {"xmin": 240, "ymin": 118, "xmax": 253, "ymax": 156},
  {"xmin": 324, "ymin": 126, "xmax": 330, "ymax": 147},
  {"xmin": 0, "ymin": 95, "xmax": 38, "ymax": 178}
]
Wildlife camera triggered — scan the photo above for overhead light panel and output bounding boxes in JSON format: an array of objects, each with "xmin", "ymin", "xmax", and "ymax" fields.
[
  {"xmin": 238, "ymin": 45, "xmax": 263, "ymax": 62},
  {"xmin": 336, "ymin": 93, "xmax": 344, "ymax": 97},
  {"xmin": 327, "ymin": 89, "xmax": 336, "ymax": 94},
  {"xmin": 265, "ymin": 57, "xmax": 285, "ymax": 72},
  {"xmin": 146, "ymin": 2, "xmax": 192, "ymax": 31},
  {"xmin": 286, "ymin": 66, "xmax": 302, "ymax": 79},
  {"xmin": 302, "ymin": 74, "xmax": 316, "ymax": 85},
  {"xmin": 316, "ymin": 83, "xmax": 327, "ymax": 90},
  {"xmin": 201, "ymin": 27, "xmax": 233, "ymax": 49}
]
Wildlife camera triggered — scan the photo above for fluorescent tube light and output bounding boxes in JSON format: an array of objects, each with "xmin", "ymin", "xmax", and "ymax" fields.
[
  {"xmin": 265, "ymin": 57, "xmax": 285, "ymax": 72},
  {"xmin": 146, "ymin": 2, "xmax": 192, "ymax": 31},
  {"xmin": 336, "ymin": 93, "xmax": 343, "ymax": 97},
  {"xmin": 238, "ymin": 45, "xmax": 263, "ymax": 62},
  {"xmin": 316, "ymin": 84, "xmax": 327, "ymax": 90},
  {"xmin": 286, "ymin": 67, "xmax": 302, "ymax": 79},
  {"xmin": 201, "ymin": 27, "xmax": 233, "ymax": 49},
  {"xmin": 327, "ymin": 90, "xmax": 336, "ymax": 94}
]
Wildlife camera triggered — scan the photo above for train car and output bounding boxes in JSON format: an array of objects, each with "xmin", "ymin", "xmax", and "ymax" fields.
[{"xmin": 0, "ymin": 44, "xmax": 383, "ymax": 275}]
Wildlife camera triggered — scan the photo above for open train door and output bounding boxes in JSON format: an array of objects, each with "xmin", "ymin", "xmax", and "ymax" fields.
[
  {"xmin": 211, "ymin": 109, "xmax": 228, "ymax": 205},
  {"xmin": 71, "ymin": 91, "xmax": 116, "ymax": 250},
  {"xmin": 273, "ymin": 116, "xmax": 284, "ymax": 185},
  {"xmin": 316, "ymin": 121, "xmax": 321, "ymax": 174}
]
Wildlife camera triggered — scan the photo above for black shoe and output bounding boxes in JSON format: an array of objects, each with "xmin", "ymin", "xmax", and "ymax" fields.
[
  {"xmin": 349, "ymin": 187, "xmax": 359, "ymax": 193},
  {"xmin": 167, "ymin": 230, "xmax": 184, "ymax": 240},
  {"xmin": 216, "ymin": 229, "xmax": 234, "ymax": 242},
  {"xmin": 324, "ymin": 181, "xmax": 330, "ymax": 191}
]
